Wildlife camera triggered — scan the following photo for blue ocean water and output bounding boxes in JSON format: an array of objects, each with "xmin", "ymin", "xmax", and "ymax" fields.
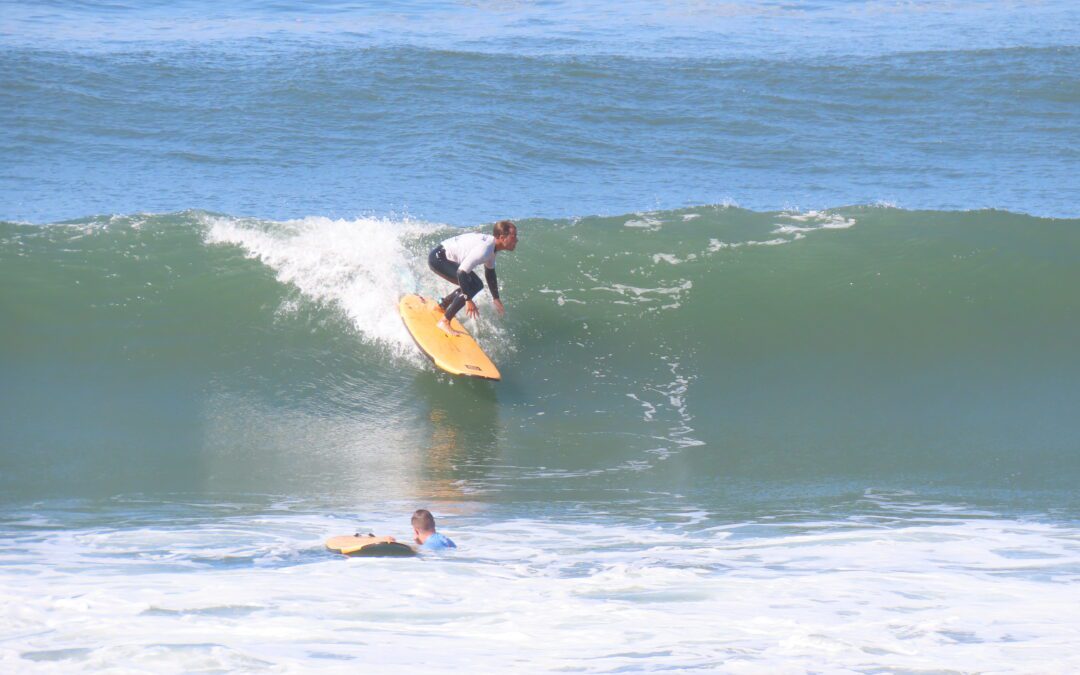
[
  {"xmin": 2, "ymin": 0, "xmax": 1079, "ymax": 223},
  {"xmin": 2, "ymin": 1, "xmax": 1080, "ymax": 672}
]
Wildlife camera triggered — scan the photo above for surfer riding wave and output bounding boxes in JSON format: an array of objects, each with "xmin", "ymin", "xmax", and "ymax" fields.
[{"xmin": 428, "ymin": 220, "xmax": 518, "ymax": 336}]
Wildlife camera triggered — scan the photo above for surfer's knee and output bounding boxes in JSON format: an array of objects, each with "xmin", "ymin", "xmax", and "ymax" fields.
[{"xmin": 463, "ymin": 273, "xmax": 483, "ymax": 298}]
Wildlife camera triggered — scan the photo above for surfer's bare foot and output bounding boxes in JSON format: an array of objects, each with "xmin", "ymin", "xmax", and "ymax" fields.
[{"xmin": 436, "ymin": 318, "xmax": 464, "ymax": 337}]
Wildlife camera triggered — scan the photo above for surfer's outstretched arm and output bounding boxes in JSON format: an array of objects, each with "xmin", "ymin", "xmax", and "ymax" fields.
[{"xmin": 484, "ymin": 267, "xmax": 504, "ymax": 316}]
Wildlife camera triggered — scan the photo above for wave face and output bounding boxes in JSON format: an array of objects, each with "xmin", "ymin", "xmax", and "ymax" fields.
[{"xmin": 3, "ymin": 206, "xmax": 1079, "ymax": 503}]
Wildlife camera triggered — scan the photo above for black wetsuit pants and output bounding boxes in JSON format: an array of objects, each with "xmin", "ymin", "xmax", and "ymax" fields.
[{"xmin": 428, "ymin": 246, "xmax": 484, "ymax": 321}]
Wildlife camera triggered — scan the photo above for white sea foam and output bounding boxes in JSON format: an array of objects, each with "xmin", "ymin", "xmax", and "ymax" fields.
[
  {"xmin": 625, "ymin": 356, "xmax": 701, "ymax": 455},
  {"xmin": 624, "ymin": 215, "xmax": 662, "ymax": 229},
  {"xmin": 707, "ymin": 210, "xmax": 855, "ymax": 252},
  {"xmin": 708, "ymin": 236, "xmax": 797, "ymax": 251},
  {"xmin": 593, "ymin": 281, "xmax": 693, "ymax": 309},
  {"xmin": 772, "ymin": 210, "xmax": 857, "ymax": 234},
  {"xmin": 537, "ymin": 287, "xmax": 586, "ymax": 306},
  {"xmin": 872, "ymin": 199, "xmax": 900, "ymax": 209},
  {"xmin": 3, "ymin": 505, "xmax": 1079, "ymax": 673},
  {"xmin": 626, "ymin": 393, "xmax": 658, "ymax": 421},
  {"xmin": 651, "ymin": 252, "xmax": 696, "ymax": 265},
  {"xmin": 202, "ymin": 214, "xmax": 431, "ymax": 357}
]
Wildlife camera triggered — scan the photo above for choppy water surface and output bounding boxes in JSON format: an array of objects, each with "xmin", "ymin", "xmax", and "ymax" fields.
[{"xmin": 3, "ymin": 1, "xmax": 1079, "ymax": 222}]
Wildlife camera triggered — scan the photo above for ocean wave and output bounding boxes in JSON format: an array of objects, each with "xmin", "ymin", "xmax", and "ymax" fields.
[{"xmin": 3, "ymin": 204, "xmax": 1079, "ymax": 498}]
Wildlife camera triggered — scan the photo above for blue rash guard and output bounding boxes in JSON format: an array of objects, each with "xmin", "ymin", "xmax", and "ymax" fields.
[{"xmin": 421, "ymin": 532, "xmax": 456, "ymax": 551}]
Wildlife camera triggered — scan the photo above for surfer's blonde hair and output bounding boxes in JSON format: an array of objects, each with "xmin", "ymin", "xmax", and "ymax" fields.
[{"xmin": 493, "ymin": 220, "xmax": 516, "ymax": 238}]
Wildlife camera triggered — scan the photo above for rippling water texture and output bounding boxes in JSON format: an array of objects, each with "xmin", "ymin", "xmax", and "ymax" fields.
[{"xmin": 2, "ymin": 1, "xmax": 1079, "ymax": 222}]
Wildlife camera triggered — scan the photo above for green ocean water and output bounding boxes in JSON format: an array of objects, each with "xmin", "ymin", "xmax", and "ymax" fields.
[{"xmin": 3, "ymin": 206, "xmax": 1078, "ymax": 510}]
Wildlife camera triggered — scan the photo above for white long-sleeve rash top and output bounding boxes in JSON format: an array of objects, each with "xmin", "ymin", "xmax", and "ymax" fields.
[{"xmin": 441, "ymin": 232, "xmax": 497, "ymax": 273}]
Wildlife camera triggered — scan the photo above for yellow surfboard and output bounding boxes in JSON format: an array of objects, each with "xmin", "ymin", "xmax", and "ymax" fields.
[
  {"xmin": 326, "ymin": 534, "xmax": 417, "ymax": 557},
  {"xmin": 399, "ymin": 294, "xmax": 501, "ymax": 381}
]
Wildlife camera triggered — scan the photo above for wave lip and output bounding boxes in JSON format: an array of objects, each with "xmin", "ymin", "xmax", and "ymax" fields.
[{"xmin": 201, "ymin": 212, "xmax": 444, "ymax": 357}]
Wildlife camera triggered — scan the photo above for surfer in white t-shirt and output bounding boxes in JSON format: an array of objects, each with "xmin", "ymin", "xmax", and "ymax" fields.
[{"xmin": 428, "ymin": 220, "xmax": 518, "ymax": 336}]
